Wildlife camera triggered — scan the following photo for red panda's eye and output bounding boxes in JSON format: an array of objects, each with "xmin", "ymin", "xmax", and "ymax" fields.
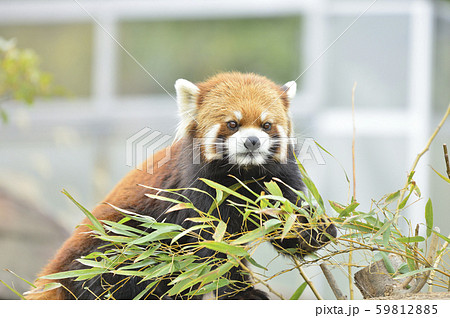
[
  {"xmin": 262, "ymin": 122, "xmax": 272, "ymax": 131},
  {"xmin": 227, "ymin": 121, "xmax": 238, "ymax": 130}
]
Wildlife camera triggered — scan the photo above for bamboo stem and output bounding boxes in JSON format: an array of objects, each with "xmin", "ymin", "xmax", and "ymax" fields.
[
  {"xmin": 292, "ymin": 257, "xmax": 323, "ymax": 300},
  {"xmin": 428, "ymin": 233, "xmax": 450, "ymax": 292},
  {"xmin": 396, "ymin": 105, "xmax": 450, "ymax": 216},
  {"xmin": 444, "ymin": 144, "xmax": 450, "ymax": 179},
  {"xmin": 320, "ymin": 263, "xmax": 347, "ymax": 300}
]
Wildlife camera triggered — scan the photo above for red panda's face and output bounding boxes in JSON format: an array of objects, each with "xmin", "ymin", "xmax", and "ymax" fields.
[{"xmin": 174, "ymin": 73, "xmax": 297, "ymax": 167}]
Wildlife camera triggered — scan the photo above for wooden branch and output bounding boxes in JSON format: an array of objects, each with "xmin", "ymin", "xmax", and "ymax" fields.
[
  {"xmin": 444, "ymin": 144, "xmax": 450, "ymax": 179},
  {"xmin": 292, "ymin": 257, "xmax": 323, "ymax": 300},
  {"xmin": 320, "ymin": 263, "xmax": 347, "ymax": 300}
]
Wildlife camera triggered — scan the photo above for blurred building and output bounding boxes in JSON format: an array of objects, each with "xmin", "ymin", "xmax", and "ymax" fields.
[{"xmin": 0, "ymin": 0, "xmax": 449, "ymax": 299}]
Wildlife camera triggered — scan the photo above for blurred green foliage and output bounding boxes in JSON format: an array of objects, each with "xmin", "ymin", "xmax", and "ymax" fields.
[{"xmin": 0, "ymin": 37, "xmax": 61, "ymax": 123}]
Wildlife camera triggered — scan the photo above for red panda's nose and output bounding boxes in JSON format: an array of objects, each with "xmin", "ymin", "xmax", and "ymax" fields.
[{"xmin": 244, "ymin": 136, "xmax": 261, "ymax": 151}]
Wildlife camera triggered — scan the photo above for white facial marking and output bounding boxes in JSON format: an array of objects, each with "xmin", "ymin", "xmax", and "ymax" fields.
[
  {"xmin": 227, "ymin": 127, "xmax": 271, "ymax": 166},
  {"xmin": 260, "ymin": 111, "xmax": 268, "ymax": 122},
  {"xmin": 274, "ymin": 125, "xmax": 288, "ymax": 163},
  {"xmin": 233, "ymin": 111, "xmax": 243, "ymax": 121},
  {"xmin": 203, "ymin": 124, "xmax": 222, "ymax": 161}
]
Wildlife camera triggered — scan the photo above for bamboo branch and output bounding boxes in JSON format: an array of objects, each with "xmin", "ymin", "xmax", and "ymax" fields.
[
  {"xmin": 396, "ymin": 105, "xmax": 450, "ymax": 216},
  {"xmin": 444, "ymin": 144, "xmax": 450, "ymax": 179},
  {"xmin": 292, "ymin": 256, "xmax": 323, "ymax": 300},
  {"xmin": 320, "ymin": 263, "xmax": 347, "ymax": 300},
  {"xmin": 427, "ymin": 232, "xmax": 450, "ymax": 292}
]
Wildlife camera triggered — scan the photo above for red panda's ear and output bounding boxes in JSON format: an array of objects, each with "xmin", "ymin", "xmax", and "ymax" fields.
[
  {"xmin": 281, "ymin": 81, "xmax": 297, "ymax": 101},
  {"xmin": 174, "ymin": 79, "xmax": 199, "ymax": 141}
]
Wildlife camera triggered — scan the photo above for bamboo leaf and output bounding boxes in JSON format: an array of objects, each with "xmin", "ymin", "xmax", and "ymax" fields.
[
  {"xmin": 199, "ymin": 241, "xmax": 249, "ymax": 257},
  {"xmin": 380, "ymin": 252, "xmax": 395, "ymax": 275},
  {"xmin": 4, "ymin": 269, "xmax": 36, "ymax": 288},
  {"xmin": 264, "ymin": 180, "xmax": 283, "ymax": 197},
  {"xmin": 62, "ymin": 189, "xmax": 105, "ymax": 234},
  {"xmin": 171, "ymin": 224, "xmax": 210, "ymax": 244},
  {"xmin": 133, "ymin": 281, "xmax": 158, "ymax": 300},
  {"xmin": 431, "ymin": 228, "xmax": 450, "ymax": 244},
  {"xmin": 338, "ymin": 201, "xmax": 360, "ymax": 218},
  {"xmin": 187, "ymin": 278, "xmax": 230, "ymax": 296},
  {"xmin": 396, "ymin": 236, "xmax": 425, "ymax": 244},
  {"xmin": 0, "ymin": 280, "xmax": 25, "ymax": 300},
  {"xmin": 383, "ymin": 227, "xmax": 391, "ymax": 248},
  {"xmin": 213, "ymin": 221, "xmax": 227, "ymax": 242},
  {"xmin": 394, "ymin": 267, "xmax": 435, "ymax": 280},
  {"xmin": 425, "ymin": 198, "xmax": 433, "ymax": 238},
  {"xmin": 384, "ymin": 190, "xmax": 401, "ymax": 205},
  {"xmin": 200, "ymin": 178, "xmax": 256, "ymax": 205},
  {"xmin": 130, "ymin": 225, "xmax": 182, "ymax": 245},
  {"xmin": 42, "ymin": 268, "xmax": 106, "ymax": 280},
  {"xmin": 134, "ymin": 244, "xmax": 161, "ymax": 263},
  {"xmin": 290, "ymin": 282, "xmax": 308, "ymax": 300},
  {"xmin": 281, "ymin": 214, "xmax": 296, "ymax": 240},
  {"xmin": 431, "ymin": 166, "xmax": 450, "ymax": 183}
]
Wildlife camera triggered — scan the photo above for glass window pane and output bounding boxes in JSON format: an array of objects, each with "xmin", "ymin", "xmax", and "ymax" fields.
[
  {"xmin": 324, "ymin": 16, "xmax": 410, "ymax": 109},
  {"xmin": 117, "ymin": 17, "xmax": 302, "ymax": 96},
  {"xmin": 0, "ymin": 24, "xmax": 93, "ymax": 97},
  {"xmin": 433, "ymin": 17, "xmax": 450, "ymax": 113}
]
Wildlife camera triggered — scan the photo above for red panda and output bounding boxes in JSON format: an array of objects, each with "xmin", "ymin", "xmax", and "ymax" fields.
[{"xmin": 26, "ymin": 72, "xmax": 336, "ymax": 300}]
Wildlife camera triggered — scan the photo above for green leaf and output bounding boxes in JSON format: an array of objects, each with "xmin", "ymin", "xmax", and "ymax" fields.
[
  {"xmin": 281, "ymin": 214, "xmax": 296, "ymax": 240},
  {"xmin": 134, "ymin": 244, "xmax": 161, "ymax": 263},
  {"xmin": 383, "ymin": 226, "xmax": 391, "ymax": 248},
  {"xmin": 338, "ymin": 201, "xmax": 360, "ymax": 218},
  {"xmin": 0, "ymin": 109, "xmax": 8, "ymax": 123},
  {"xmin": 130, "ymin": 225, "xmax": 182, "ymax": 245},
  {"xmin": 62, "ymin": 189, "xmax": 105, "ymax": 235},
  {"xmin": 295, "ymin": 158, "xmax": 325, "ymax": 211},
  {"xmin": 171, "ymin": 224, "xmax": 210, "ymax": 244},
  {"xmin": 264, "ymin": 180, "xmax": 283, "ymax": 197},
  {"xmin": 290, "ymin": 282, "xmax": 308, "ymax": 300},
  {"xmin": 370, "ymin": 220, "xmax": 393, "ymax": 243},
  {"xmin": 232, "ymin": 228, "xmax": 266, "ymax": 245},
  {"xmin": 245, "ymin": 256, "xmax": 268, "ymax": 271},
  {"xmin": 187, "ymin": 278, "xmax": 230, "ymax": 296},
  {"xmin": 133, "ymin": 281, "xmax": 158, "ymax": 300},
  {"xmin": 213, "ymin": 221, "xmax": 227, "ymax": 242},
  {"xmin": 425, "ymin": 199, "xmax": 433, "ymax": 238},
  {"xmin": 329, "ymin": 200, "xmax": 346, "ymax": 213},
  {"xmin": 398, "ymin": 263, "xmax": 410, "ymax": 274},
  {"xmin": 0, "ymin": 280, "xmax": 25, "ymax": 300},
  {"xmin": 431, "ymin": 228, "xmax": 450, "ymax": 244},
  {"xmin": 394, "ymin": 267, "xmax": 435, "ymax": 280},
  {"xmin": 380, "ymin": 252, "xmax": 395, "ymax": 275},
  {"xmin": 42, "ymin": 268, "xmax": 106, "ymax": 280},
  {"xmin": 4, "ymin": 269, "xmax": 36, "ymax": 288},
  {"xmin": 200, "ymin": 178, "xmax": 256, "ymax": 205},
  {"xmin": 199, "ymin": 241, "xmax": 249, "ymax": 257},
  {"xmin": 430, "ymin": 166, "xmax": 450, "ymax": 184},
  {"xmin": 398, "ymin": 188, "xmax": 413, "ymax": 210},
  {"xmin": 384, "ymin": 190, "xmax": 400, "ymax": 205},
  {"xmin": 77, "ymin": 258, "xmax": 107, "ymax": 269},
  {"xmin": 396, "ymin": 236, "xmax": 425, "ymax": 244}
]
